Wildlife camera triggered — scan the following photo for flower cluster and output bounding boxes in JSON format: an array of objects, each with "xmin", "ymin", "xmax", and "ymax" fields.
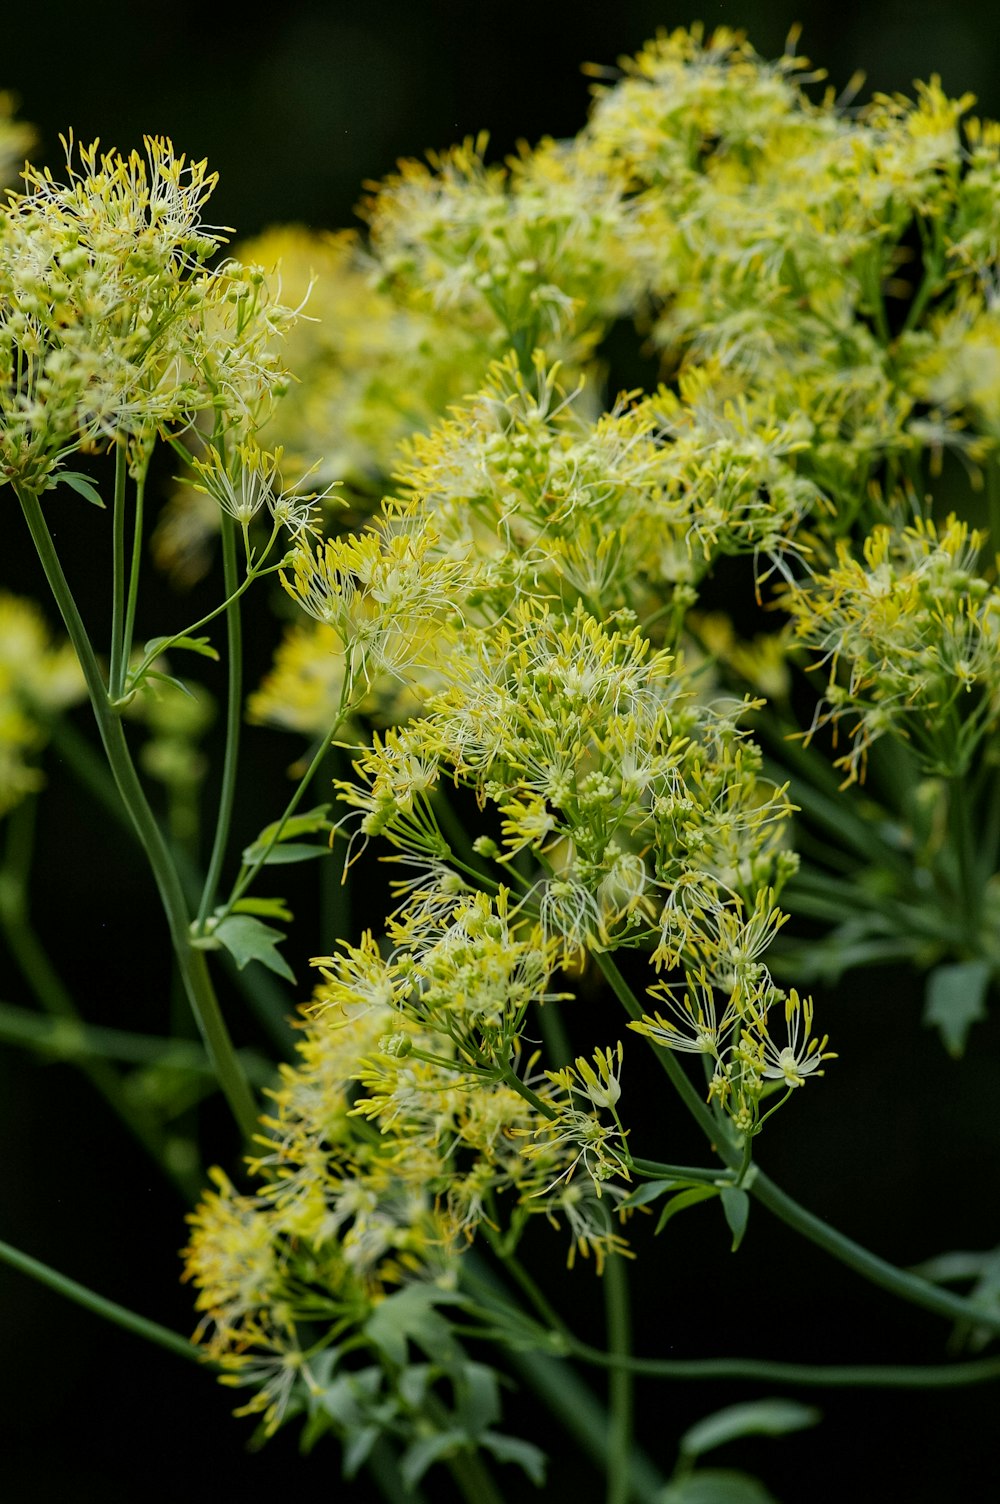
[
  {"xmin": 183, "ymin": 890, "xmax": 630, "ymax": 1437},
  {"xmin": 784, "ymin": 517, "xmax": 1000, "ymax": 781},
  {"xmin": 173, "ymin": 18, "xmax": 1000, "ymax": 1456},
  {"xmin": 0, "ymin": 136, "xmax": 297, "ymax": 489}
]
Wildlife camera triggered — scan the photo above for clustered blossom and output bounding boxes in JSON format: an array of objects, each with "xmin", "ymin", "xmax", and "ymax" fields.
[
  {"xmin": 62, "ymin": 20, "xmax": 998, "ymax": 1461},
  {"xmin": 0, "ymin": 136, "xmax": 298, "ymax": 490},
  {"xmin": 784, "ymin": 517, "xmax": 1000, "ymax": 781},
  {"xmin": 183, "ymin": 890, "xmax": 629, "ymax": 1445}
]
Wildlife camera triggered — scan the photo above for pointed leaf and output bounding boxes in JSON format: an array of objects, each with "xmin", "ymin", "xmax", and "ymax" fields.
[
  {"xmin": 655, "ymin": 1184, "xmax": 720, "ymax": 1236},
  {"xmin": 242, "ymin": 806, "xmax": 333, "ymax": 866},
  {"xmin": 720, "ymin": 1187, "xmax": 750, "ymax": 1252},
  {"xmin": 679, "ymin": 1399, "xmax": 820, "ymax": 1461},
  {"xmin": 364, "ymin": 1284, "xmax": 458, "ymax": 1368},
  {"xmin": 141, "ymin": 669, "xmax": 195, "ymax": 699},
  {"xmin": 143, "ymin": 633, "xmax": 219, "ymax": 662},
  {"xmin": 56, "ymin": 470, "xmax": 106, "ymax": 507},
  {"xmin": 400, "ymin": 1431, "xmax": 465, "ymax": 1489},
  {"xmin": 622, "ymin": 1178, "xmax": 683, "ymax": 1210},
  {"xmin": 658, "ymin": 1468, "xmax": 779, "ymax": 1503},
  {"xmin": 923, "ymin": 960, "xmax": 991, "ymax": 1058},
  {"xmin": 480, "ymin": 1430, "xmax": 547, "ymax": 1484},
  {"xmin": 454, "ymin": 1363, "xmax": 501, "ymax": 1437},
  {"xmin": 242, "ymin": 842, "xmax": 332, "ymax": 867},
  {"xmin": 214, "ymin": 914, "xmax": 295, "ymax": 982},
  {"xmin": 231, "ymin": 896, "xmax": 294, "ymax": 923}
]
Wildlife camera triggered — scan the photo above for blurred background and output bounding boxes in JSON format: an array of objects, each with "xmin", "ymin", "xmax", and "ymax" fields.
[{"xmin": 3, "ymin": 2, "xmax": 1000, "ymax": 1500}]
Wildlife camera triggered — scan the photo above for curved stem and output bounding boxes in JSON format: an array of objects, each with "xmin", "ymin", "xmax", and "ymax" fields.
[
  {"xmin": 564, "ymin": 1339, "xmax": 1000, "ymax": 1388},
  {"xmin": 16, "ymin": 483, "xmax": 258, "ymax": 1141},
  {"xmin": 464, "ymin": 1252, "xmax": 1000, "ymax": 1393},
  {"xmin": 218, "ymin": 670, "xmax": 363, "ymax": 921},
  {"xmin": 595, "ymin": 947, "xmax": 1000, "ymax": 1337},
  {"xmin": 197, "ymin": 511, "xmax": 241, "ymax": 929},
  {"xmin": 0, "ymin": 1235, "xmax": 205, "ymax": 1366}
]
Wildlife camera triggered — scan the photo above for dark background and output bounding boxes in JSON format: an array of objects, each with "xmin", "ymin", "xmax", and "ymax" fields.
[{"xmin": 3, "ymin": 3, "xmax": 1000, "ymax": 1500}]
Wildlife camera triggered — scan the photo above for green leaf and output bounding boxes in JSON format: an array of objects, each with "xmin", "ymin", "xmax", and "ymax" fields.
[
  {"xmin": 364, "ymin": 1284, "xmax": 459, "ymax": 1368},
  {"xmin": 213, "ymin": 914, "xmax": 295, "ymax": 982},
  {"xmin": 242, "ymin": 806, "xmax": 333, "ymax": 866},
  {"xmin": 143, "ymin": 633, "xmax": 219, "ymax": 661},
  {"xmin": 923, "ymin": 960, "xmax": 991, "ymax": 1058},
  {"xmin": 55, "ymin": 470, "xmax": 106, "ymax": 507},
  {"xmin": 453, "ymin": 1362, "xmax": 501, "ymax": 1437},
  {"xmin": 140, "ymin": 669, "xmax": 195, "ymax": 699},
  {"xmin": 720, "ymin": 1187, "xmax": 750, "ymax": 1252},
  {"xmin": 230, "ymin": 896, "xmax": 294, "ymax": 923},
  {"xmin": 679, "ymin": 1399, "xmax": 821, "ymax": 1462},
  {"xmin": 342, "ymin": 1425, "xmax": 380, "ymax": 1478},
  {"xmin": 658, "ymin": 1467, "xmax": 779, "ymax": 1503},
  {"xmin": 621, "ymin": 1178, "xmax": 683, "ymax": 1210},
  {"xmin": 242, "ymin": 842, "xmax": 332, "ymax": 867},
  {"xmin": 400, "ymin": 1431, "xmax": 465, "ymax": 1489},
  {"xmin": 480, "ymin": 1430, "xmax": 547, "ymax": 1485},
  {"xmin": 655, "ymin": 1184, "xmax": 720, "ymax": 1236}
]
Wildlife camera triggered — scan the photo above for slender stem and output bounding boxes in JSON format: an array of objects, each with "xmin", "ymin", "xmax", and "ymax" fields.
[
  {"xmin": 0, "ymin": 1235, "xmax": 206, "ymax": 1366},
  {"xmin": 596, "ymin": 947, "xmax": 1000, "ymax": 1336},
  {"xmin": 630, "ymin": 1157, "xmax": 734, "ymax": 1185},
  {"xmin": 219, "ymin": 687, "xmax": 361, "ymax": 920},
  {"xmin": 50, "ymin": 714, "xmax": 295, "ymax": 1053},
  {"xmin": 444, "ymin": 1451, "xmax": 507, "ymax": 1504},
  {"xmin": 16, "ymin": 483, "xmax": 258, "ymax": 1140},
  {"xmin": 121, "ymin": 448, "xmax": 150, "ymax": 677},
  {"xmin": 561, "ymin": 1340, "xmax": 1000, "ymax": 1388},
  {"xmin": 108, "ymin": 441, "xmax": 128, "ymax": 699},
  {"xmin": 0, "ymin": 1000, "xmax": 273, "ymax": 1083},
  {"xmin": 366, "ymin": 1439, "xmax": 430, "ymax": 1504},
  {"xmin": 464, "ymin": 1255, "xmax": 1000, "ymax": 1394},
  {"xmin": 604, "ymin": 1250, "xmax": 632, "ymax": 1504},
  {"xmin": 948, "ymin": 775, "xmax": 979, "ymax": 942},
  {"xmin": 480, "ymin": 1227, "xmax": 574, "ymax": 1341},
  {"xmin": 536, "ymin": 998, "xmax": 573, "ymax": 1068},
  {"xmin": 749, "ymin": 1169, "xmax": 1000, "ymax": 1334},
  {"xmin": 594, "ymin": 950, "xmax": 725, "ymax": 1147},
  {"xmin": 197, "ymin": 511, "xmax": 242, "ymax": 929}
]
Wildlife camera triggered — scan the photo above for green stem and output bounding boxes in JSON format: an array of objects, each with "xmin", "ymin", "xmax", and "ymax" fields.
[
  {"xmin": 445, "ymin": 1451, "xmax": 507, "ymax": 1504},
  {"xmin": 562, "ymin": 1339, "xmax": 1000, "ymax": 1387},
  {"xmin": 605, "ymin": 1250, "xmax": 632, "ymax": 1504},
  {"xmin": 0, "ymin": 1235, "xmax": 205, "ymax": 1366},
  {"xmin": 948, "ymin": 775, "xmax": 979, "ymax": 942},
  {"xmin": 464, "ymin": 1257, "xmax": 1000, "ymax": 1397},
  {"xmin": 480, "ymin": 1228, "xmax": 574, "ymax": 1342},
  {"xmin": 596, "ymin": 947, "xmax": 1000, "ymax": 1336},
  {"xmin": 0, "ymin": 1000, "xmax": 273, "ymax": 1084},
  {"xmin": 630, "ymin": 1157, "xmax": 734, "ymax": 1185},
  {"xmin": 366, "ymin": 1439, "xmax": 430, "ymax": 1504},
  {"xmin": 16, "ymin": 483, "xmax": 258, "ymax": 1141},
  {"xmin": 121, "ymin": 448, "xmax": 150, "ymax": 681},
  {"xmin": 220, "ymin": 686, "xmax": 362, "ymax": 920},
  {"xmin": 128, "ymin": 521, "xmax": 281, "ymax": 689},
  {"xmin": 49, "ymin": 715, "xmax": 295, "ymax": 1053},
  {"xmin": 108, "ymin": 440, "xmax": 128, "ymax": 699},
  {"xmin": 197, "ymin": 511, "xmax": 242, "ymax": 929}
]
